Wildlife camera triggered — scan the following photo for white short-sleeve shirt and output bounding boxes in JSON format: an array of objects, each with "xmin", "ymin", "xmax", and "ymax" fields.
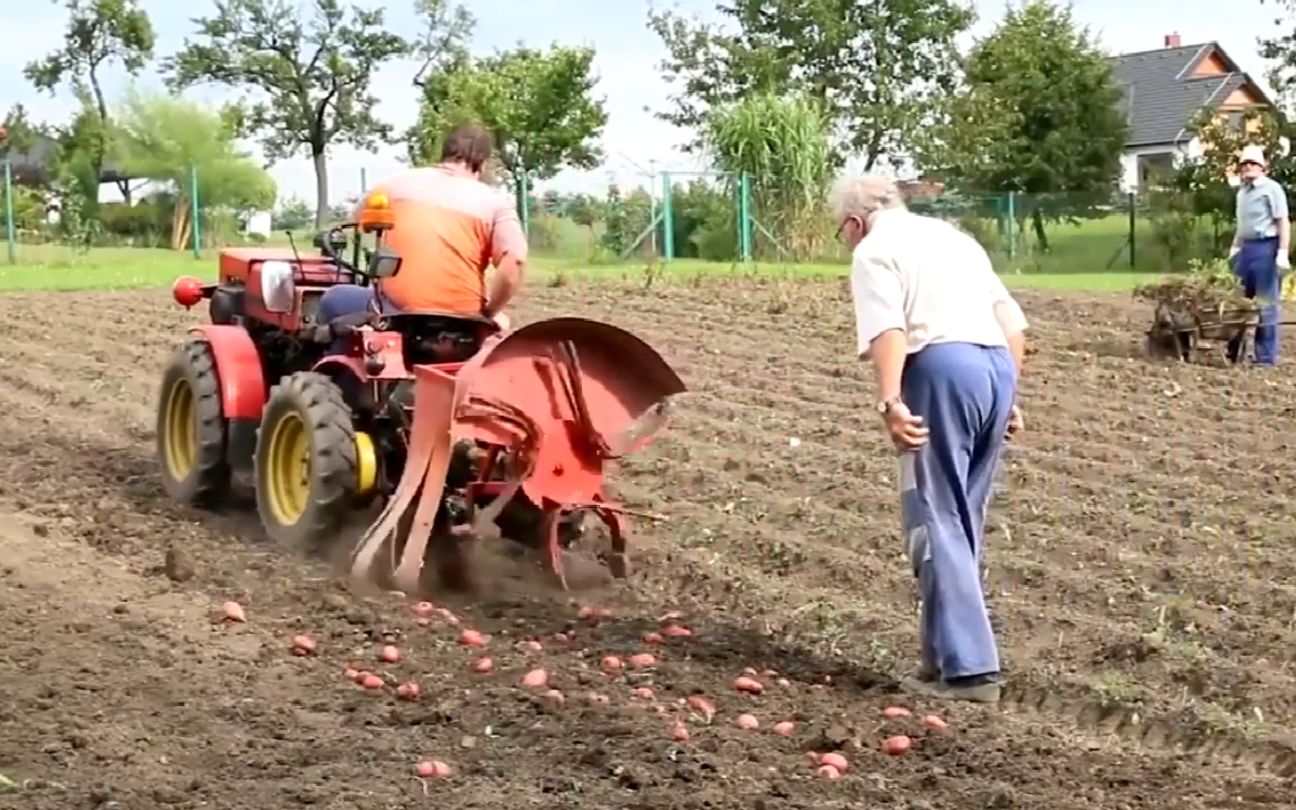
[{"xmin": 849, "ymin": 209, "xmax": 1029, "ymax": 358}]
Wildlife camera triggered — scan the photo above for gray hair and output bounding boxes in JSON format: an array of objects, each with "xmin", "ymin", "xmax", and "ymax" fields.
[{"xmin": 829, "ymin": 175, "xmax": 906, "ymax": 222}]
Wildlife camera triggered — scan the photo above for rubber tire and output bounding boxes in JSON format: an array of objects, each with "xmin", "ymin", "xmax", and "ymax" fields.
[
  {"xmin": 254, "ymin": 371, "xmax": 359, "ymax": 551},
  {"xmin": 157, "ymin": 340, "xmax": 231, "ymax": 507}
]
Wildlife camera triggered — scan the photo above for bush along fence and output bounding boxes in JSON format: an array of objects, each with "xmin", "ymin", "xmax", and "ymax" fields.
[
  {"xmin": 513, "ymin": 170, "xmax": 778, "ymax": 266},
  {"xmin": 516, "ymin": 177, "xmax": 1242, "ymax": 274},
  {"xmin": 1, "ymin": 159, "xmax": 228, "ymax": 264}
]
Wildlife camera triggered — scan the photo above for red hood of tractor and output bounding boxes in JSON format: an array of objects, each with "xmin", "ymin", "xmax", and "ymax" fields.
[{"xmin": 218, "ymin": 247, "xmax": 353, "ymax": 286}]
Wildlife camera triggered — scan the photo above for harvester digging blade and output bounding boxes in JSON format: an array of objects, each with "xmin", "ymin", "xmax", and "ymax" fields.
[
  {"xmin": 542, "ymin": 504, "xmax": 631, "ymax": 590},
  {"xmin": 349, "ymin": 366, "xmax": 458, "ymax": 594}
]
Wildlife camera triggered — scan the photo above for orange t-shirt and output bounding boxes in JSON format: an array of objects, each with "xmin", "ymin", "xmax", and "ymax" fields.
[{"xmin": 359, "ymin": 166, "xmax": 528, "ymax": 316}]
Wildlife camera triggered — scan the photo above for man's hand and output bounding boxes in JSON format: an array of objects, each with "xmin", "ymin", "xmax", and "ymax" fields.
[
  {"xmin": 1279, "ymin": 251, "xmax": 1291, "ymax": 272},
  {"xmin": 883, "ymin": 401, "xmax": 929, "ymax": 452},
  {"xmin": 1006, "ymin": 405, "xmax": 1024, "ymax": 440}
]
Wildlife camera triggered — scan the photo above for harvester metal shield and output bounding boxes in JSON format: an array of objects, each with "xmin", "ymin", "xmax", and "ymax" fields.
[{"xmin": 449, "ymin": 317, "xmax": 687, "ymax": 507}]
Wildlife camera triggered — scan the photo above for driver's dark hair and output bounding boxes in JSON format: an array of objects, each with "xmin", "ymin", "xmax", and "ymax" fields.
[{"xmin": 440, "ymin": 124, "xmax": 493, "ymax": 173}]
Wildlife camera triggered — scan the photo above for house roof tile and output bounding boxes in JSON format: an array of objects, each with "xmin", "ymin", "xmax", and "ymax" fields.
[{"xmin": 1108, "ymin": 42, "xmax": 1265, "ymax": 148}]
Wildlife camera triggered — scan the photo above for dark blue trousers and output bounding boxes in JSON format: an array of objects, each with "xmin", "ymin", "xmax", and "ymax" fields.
[
  {"xmin": 898, "ymin": 342, "xmax": 1016, "ymax": 680},
  {"xmin": 1233, "ymin": 237, "xmax": 1281, "ymax": 365},
  {"xmin": 317, "ymin": 284, "xmax": 384, "ymax": 354},
  {"xmin": 318, "ymin": 284, "xmax": 380, "ymax": 323}
]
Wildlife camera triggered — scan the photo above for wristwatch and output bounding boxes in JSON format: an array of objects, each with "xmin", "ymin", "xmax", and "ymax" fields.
[{"xmin": 876, "ymin": 396, "xmax": 902, "ymax": 415}]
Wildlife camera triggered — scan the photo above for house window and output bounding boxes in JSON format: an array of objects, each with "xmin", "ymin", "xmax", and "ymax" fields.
[{"xmin": 1226, "ymin": 111, "xmax": 1244, "ymax": 133}]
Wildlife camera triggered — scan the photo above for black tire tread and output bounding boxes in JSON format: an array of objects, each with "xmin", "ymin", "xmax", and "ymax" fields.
[
  {"xmin": 254, "ymin": 371, "xmax": 359, "ymax": 550},
  {"xmin": 157, "ymin": 340, "xmax": 230, "ymax": 507}
]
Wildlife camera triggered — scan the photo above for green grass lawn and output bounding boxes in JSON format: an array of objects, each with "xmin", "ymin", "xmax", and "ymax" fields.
[{"xmin": 0, "ymin": 241, "xmax": 1158, "ymax": 294}]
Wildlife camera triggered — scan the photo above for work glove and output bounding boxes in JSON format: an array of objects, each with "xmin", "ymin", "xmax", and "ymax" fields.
[{"xmin": 1279, "ymin": 252, "xmax": 1291, "ymax": 271}]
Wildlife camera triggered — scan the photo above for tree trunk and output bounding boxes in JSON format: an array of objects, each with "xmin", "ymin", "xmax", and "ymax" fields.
[
  {"xmin": 313, "ymin": 147, "xmax": 329, "ymax": 229},
  {"xmin": 89, "ymin": 68, "xmax": 109, "ymax": 197},
  {"xmin": 1031, "ymin": 208, "xmax": 1050, "ymax": 253},
  {"xmin": 172, "ymin": 197, "xmax": 191, "ymax": 252}
]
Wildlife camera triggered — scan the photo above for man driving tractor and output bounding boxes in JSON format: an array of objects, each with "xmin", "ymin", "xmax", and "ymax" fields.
[{"xmin": 316, "ymin": 123, "xmax": 527, "ymax": 333}]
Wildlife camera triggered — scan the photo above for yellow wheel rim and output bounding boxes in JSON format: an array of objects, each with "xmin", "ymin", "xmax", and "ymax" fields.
[
  {"xmin": 354, "ymin": 431, "xmax": 377, "ymax": 496},
  {"xmin": 265, "ymin": 410, "xmax": 312, "ymax": 526},
  {"xmin": 163, "ymin": 377, "xmax": 198, "ymax": 481}
]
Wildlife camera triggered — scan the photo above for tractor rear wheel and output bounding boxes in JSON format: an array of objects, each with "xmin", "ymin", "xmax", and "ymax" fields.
[
  {"xmin": 254, "ymin": 372, "xmax": 376, "ymax": 551},
  {"xmin": 157, "ymin": 340, "xmax": 230, "ymax": 507}
]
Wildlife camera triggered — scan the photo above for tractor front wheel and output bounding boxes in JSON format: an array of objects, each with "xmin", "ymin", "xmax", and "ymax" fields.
[
  {"xmin": 254, "ymin": 372, "xmax": 376, "ymax": 551},
  {"xmin": 157, "ymin": 340, "xmax": 230, "ymax": 507}
]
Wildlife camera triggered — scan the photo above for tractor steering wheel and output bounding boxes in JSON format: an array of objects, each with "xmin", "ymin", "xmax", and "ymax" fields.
[{"xmin": 314, "ymin": 225, "xmax": 375, "ymax": 283}]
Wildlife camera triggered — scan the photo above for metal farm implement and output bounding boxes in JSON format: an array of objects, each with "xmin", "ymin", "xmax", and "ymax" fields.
[
  {"xmin": 154, "ymin": 191, "xmax": 686, "ymax": 593},
  {"xmin": 1144, "ymin": 299, "xmax": 1261, "ymax": 363}
]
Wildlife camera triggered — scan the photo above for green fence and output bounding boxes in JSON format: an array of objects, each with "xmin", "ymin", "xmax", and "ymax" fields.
[
  {"xmin": 1, "ymin": 154, "xmax": 1242, "ymax": 277},
  {"xmin": 514, "ymin": 176, "xmax": 1240, "ymax": 275},
  {"xmin": 1, "ymin": 160, "xmax": 229, "ymax": 265}
]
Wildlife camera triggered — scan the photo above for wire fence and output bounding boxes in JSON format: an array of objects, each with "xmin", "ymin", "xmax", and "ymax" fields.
[{"xmin": 0, "ymin": 156, "xmax": 1243, "ymax": 277}]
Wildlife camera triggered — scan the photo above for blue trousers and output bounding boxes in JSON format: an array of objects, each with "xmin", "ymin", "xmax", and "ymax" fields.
[
  {"xmin": 318, "ymin": 284, "xmax": 381, "ymax": 323},
  {"xmin": 1233, "ymin": 237, "xmax": 1281, "ymax": 365},
  {"xmin": 317, "ymin": 284, "xmax": 386, "ymax": 354},
  {"xmin": 899, "ymin": 342, "xmax": 1016, "ymax": 680}
]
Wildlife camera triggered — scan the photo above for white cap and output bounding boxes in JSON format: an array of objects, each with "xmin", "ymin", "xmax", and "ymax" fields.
[{"xmin": 1239, "ymin": 144, "xmax": 1267, "ymax": 167}]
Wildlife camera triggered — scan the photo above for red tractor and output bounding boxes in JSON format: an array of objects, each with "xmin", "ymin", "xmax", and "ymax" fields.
[{"xmin": 156, "ymin": 191, "xmax": 686, "ymax": 592}]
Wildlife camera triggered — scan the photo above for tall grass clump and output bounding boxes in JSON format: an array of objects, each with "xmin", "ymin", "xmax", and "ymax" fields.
[{"xmin": 702, "ymin": 92, "xmax": 834, "ymax": 260}]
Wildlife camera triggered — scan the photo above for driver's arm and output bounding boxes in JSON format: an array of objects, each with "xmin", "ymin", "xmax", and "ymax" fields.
[{"xmin": 484, "ymin": 196, "xmax": 528, "ymax": 318}]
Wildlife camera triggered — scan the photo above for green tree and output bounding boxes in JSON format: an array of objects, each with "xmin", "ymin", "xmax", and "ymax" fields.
[
  {"xmin": 54, "ymin": 92, "xmax": 110, "ymax": 245},
  {"xmin": 703, "ymin": 91, "xmax": 833, "ymax": 258},
  {"xmin": 408, "ymin": 45, "xmax": 608, "ymax": 189},
  {"xmin": 648, "ymin": 0, "xmax": 973, "ymax": 169},
  {"xmin": 409, "ymin": 0, "xmax": 475, "ymax": 89},
  {"xmin": 1, "ymin": 105, "xmax": 44, "ymax": 162},
  {"xmin": 1260, "ymin": 1, "xmax": 1296, "ymax": 104},
  {"xmin": 165, "ymin": 0, "xmax": 410, "ymax": 228},
  {"xmin": 1160, "ymin": 107, "xmax": 1295, "ymax": 262},
  {"xmin": 109, "ymin": 88, "xmax": 276, "ymax": 250},
  {"xmin": 926, "ymin": 0, "xmax": 1128, "ymax": 252},
  {"xmin": 274, "ymin": 195, "xmax": 315, "ymax": 231},
  {"xmin": 24, "ymin": 0, "xmax": 155, "ymax": 201}
]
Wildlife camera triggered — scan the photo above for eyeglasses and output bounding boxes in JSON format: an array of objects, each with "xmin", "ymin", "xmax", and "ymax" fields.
[{"xmin": 835, "ymin": 215, "xmax": 861, "ymax": 241}]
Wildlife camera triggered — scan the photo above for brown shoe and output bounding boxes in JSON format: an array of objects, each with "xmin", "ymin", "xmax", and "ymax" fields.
[{"xmin": 900, "ymin": 675, "xmax": 1001, "ymax": 704}]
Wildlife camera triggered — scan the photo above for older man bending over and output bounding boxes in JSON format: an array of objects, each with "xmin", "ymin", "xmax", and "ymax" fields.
[{"xmin": 834, "ymin": 175, "xmax": 1028, "ymax": 704}]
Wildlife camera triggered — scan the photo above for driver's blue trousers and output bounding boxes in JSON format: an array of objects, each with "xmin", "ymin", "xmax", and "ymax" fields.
[
  {"xmin": 318, "ymin": 284, "xmax": 380, "ymax": 323},
  {"xmin": 899, "ymin": 342, "xmax": 1015, "ymax": 681}
]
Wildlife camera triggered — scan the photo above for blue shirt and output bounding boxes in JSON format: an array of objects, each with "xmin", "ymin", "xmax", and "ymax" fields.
[{"xmin": 1236, "ymin": 175, "xmax": 1289, "ymax": 241}]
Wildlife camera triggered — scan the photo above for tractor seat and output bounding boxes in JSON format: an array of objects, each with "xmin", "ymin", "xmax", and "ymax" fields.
[
  {"xmin": 377, "ymin": 310, "xmax": 495, "ymax": 333},
  {"xmin": 377, "ymin": 311, "xmax": 495, "ymax": 365}
]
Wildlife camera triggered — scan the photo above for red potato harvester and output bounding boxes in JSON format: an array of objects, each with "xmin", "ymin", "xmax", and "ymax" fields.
[{"xmin": 157, "ymin": 191, "xmax": 686, "ymax": 593}]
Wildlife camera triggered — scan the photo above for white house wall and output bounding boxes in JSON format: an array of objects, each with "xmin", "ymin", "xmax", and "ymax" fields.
[{"xmin": 1119, "ymin": 143, "xmax": 1197, "ymax": 192}]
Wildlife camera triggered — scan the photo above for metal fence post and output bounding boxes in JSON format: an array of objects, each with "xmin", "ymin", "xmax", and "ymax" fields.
[
  {"xmin": 1127, "ymin": 191, "xmax": 1136, "ymax": 269},
  {"xmin": 1006, "ymin": 191, "xmax": 1017, "ymax": 261},
  {"xmin": 190, "ymin": 164, "xmax": 201, "ymax": 258},
  {"xmin": 661, "ymin": 172, "xmax": 674, "ymax": 262},
  {"xmin": 4, "ymin": 160, "xmax": 15, "ymax": 265},
  {"xmin": 518, "ymin": 171, "xmax": 530, "ymax": 237},
  {"xmin": 739, "ymin": 172, "xmax": 754, "ymax": 261}
]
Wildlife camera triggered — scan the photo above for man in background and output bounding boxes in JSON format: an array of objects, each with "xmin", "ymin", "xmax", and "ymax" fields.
[
  {"xmin": 1227, "ymin": 144, "xmax": 1289, "ymax": 366},
  {"xmin": 317, "ymin": 123, "xmax": 526, "ymax": 331},
  {"xmin": 833, "ymin": 175, "xmax": 1027, "ymax": 704}
]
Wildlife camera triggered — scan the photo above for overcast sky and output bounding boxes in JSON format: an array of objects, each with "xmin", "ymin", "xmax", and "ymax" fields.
[{"xmin": 1, "ymin": 0, "xmax": 1289, "ymax": 206}]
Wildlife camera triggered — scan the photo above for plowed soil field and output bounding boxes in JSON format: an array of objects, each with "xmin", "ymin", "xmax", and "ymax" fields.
[{"xmin": 2, "ymin": 277, "xmax": 1295, "ymax": 810}]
